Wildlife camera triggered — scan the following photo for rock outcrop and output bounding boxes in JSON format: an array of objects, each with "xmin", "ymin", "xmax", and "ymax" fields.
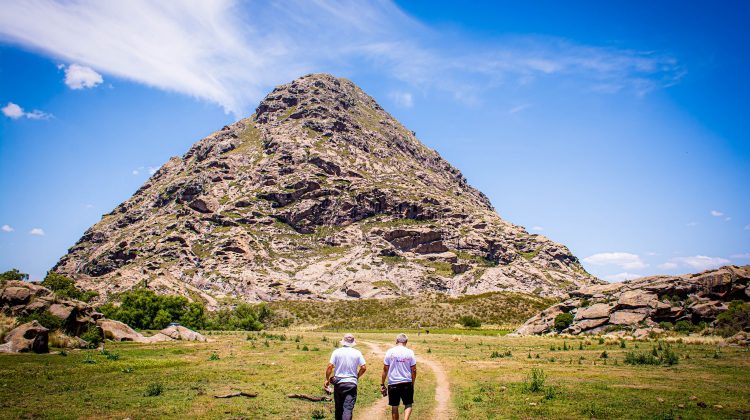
[
  {"xmin": 515, "ymin": 265, "xmax": 750, "ymax": 335},
  {"xmin": 52, "ymin": 73, "xmax": 600, "ymax": 305},
  {"xmin": 0, "ymin": 321, "xmax": 49, "ymax": 353}
]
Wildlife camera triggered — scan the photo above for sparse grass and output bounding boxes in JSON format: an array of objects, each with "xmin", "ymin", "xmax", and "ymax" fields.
[{"xmin": 0, "ymin": 332, "xmax": 748, "ymax": 419}]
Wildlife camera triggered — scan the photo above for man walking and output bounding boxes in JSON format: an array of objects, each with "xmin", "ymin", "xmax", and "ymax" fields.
[
  {"xmin": 381, "ymin": 333, "xmax": 417, "ymax": 420},
  {"xmin": 325, "ymin": 333, "xmax": 367, "ymax": 420}
]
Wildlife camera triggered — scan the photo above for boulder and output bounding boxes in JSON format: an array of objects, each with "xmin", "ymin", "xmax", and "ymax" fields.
[
  {"xmin": 575, "ymin": 303, "xmax": 612, "ymax": 320},
  {"xmin": 140, "ymin": 333, "xmax": 173, "ymax": 343},
  {"xmin": 159, "ymin": 325, "xmax": 206, "ymax": 342},
  {"xmin": 609, "ymin": 310, "xmax": 647, "ymax": 326},
  {"xmin": 97, "ymin": 319, "xmax": 145, "ymax": 342},
  {"xmin": 0, "ymin": 321, "xmax": 49, "ymax": 353},
  {"xmin": 617, "ymin": 290, "xmax": 658, "ymax": 309},
  {"xmin": 1, "ymin": 287, "xmax": 31, "ymax": 304},
  {"xmin": 725, "ymin": 331, "xmax": 750, "ymax": 347},
  {"xmin": 689, "ymin": 301, "xmax": 727, "ymax": 320},
  {"xmin": 575, "ymin": 317, "xmax": 609, "ymax": 331},
  {"xmin": 48, "ymin": 303, "xmax": 75, "ymax": 321}
]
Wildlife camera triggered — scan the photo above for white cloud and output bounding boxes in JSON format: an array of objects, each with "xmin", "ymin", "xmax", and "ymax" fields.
[
  {"xmin": 658, "ymin": 262, "xmax": 678, "ymax": 270},
  {"xmin": 0, "ymin": 1, "xmax": 685, "ymax": 116},
  {"xmin": 148, "ymin": 167, "xmax": 158, "ymax": 175},
  {"xmin": 710, "ymin": 210, "xmax": 724, "ymax": 217},
  {"xmin": 62, "ymin": 63, "xmax": 103, "ymax": 89},
  {"xmin": 2, "ymin": 102, "xmax": 52, "ymax": 120},
  {"xmin": 132, "ymin": 169, "xmax": 140, "ymax": 176},
  {"xmin": 1, "ymin": 224, "xmax": 14, "ymax": 232},
  {"xmin": 662, "ymin": 255, "xmax": 730, "ymax": 271},
  {"xmin": 531, "ymin": 226, "xmax": 544, "ymax": 231},
  {"xmin": 605, "ymin": 272, "xmax": 642, "ymax": 282},
  {"xmin": 509, "ymin": 104, "xmax": 532, "ymax": 114},
  {"xmin": 730, "ymin": 253, "xmax": 750, "ymax": 260},
  {"xmin": 646, "ymin": 252, "xmax": 658, "ymax": 256},
  {"xmin": 29, "ymin": 228, "xmax": 45, "ymax": 236},
  {"xmin": 388, "ymin": 91, "xmax": 414, "ymax": 108},
  {"xmin": 583, "ymin": 252, "xmax": 647, "ymax": 270}
]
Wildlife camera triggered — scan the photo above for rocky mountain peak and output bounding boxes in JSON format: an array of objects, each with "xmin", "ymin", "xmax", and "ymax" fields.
[{"xmin": 53, "ymin": 73, "xmax": 601, "ymax": 307}]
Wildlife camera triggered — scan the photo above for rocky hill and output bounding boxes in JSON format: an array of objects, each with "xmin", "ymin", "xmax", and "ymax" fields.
[
  {"xmin": 53, "ymin": 73, "xmax": 600, "ymax": 306},
  {"xmin": 515, "ymin": 264, "xmax": 750, "ymax": 336}
]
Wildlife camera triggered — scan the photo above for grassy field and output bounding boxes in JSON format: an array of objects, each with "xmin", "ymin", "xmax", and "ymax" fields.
[{"xmin": 0, "ymin": 330, "xmax": 748, "ymax": 419}]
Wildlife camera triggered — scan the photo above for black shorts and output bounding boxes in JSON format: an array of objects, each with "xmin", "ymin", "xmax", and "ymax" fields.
[{"xmin": 388, "ymin": 382, "xmax": 414, "ymax": 407}]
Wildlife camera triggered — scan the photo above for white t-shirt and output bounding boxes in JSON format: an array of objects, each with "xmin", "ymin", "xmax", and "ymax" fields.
[
  {"xmin": 384, "ymin": 345, "xmax": 416, "ymax": 384},
  {"xmin": 329, "ymin": 346, "xmax": 366, "ymax": 384}
]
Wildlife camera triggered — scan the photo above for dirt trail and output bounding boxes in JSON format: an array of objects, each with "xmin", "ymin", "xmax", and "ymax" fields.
[{"xmin": 359, "ymin": 341, "xmax": 453, "ymax": 419}]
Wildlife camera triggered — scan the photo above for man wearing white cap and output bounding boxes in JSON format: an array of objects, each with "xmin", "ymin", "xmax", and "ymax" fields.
[
  {"xmin": 325, "ymin": 333, "xmax": 367, "ymax": 420},
  {"xmin": 381, "ymin": 333, "xmax": 417, "ymax": 420}
]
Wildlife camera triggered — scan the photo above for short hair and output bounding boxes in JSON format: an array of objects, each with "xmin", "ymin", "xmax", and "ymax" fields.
[{"xmin": 396, "ymin": 333, "xmax": 408, "ymax": 343}]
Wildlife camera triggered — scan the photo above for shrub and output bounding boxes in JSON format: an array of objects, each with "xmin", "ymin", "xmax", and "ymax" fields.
[
  {"xmin": 674, "ymin": 320, "xmax": 698, "ymax": 334},
  {"xmin": 658, "ymin": 321, "xmax": 674, "ymax": 330},
  {"xmin": 144, "ymin": 383, "xmax": 163, "ymax": 397},
  {"xmin": 311, "ymin": 408, "xmax": 326, "ymax": 419},
  {"xmin": 99, "ymin": 288, "xmax": 208, "ymax": 330},
  {"xmin": 490, "ymin": 350, "xmax": 512, "ymax": 358},
  {"xmin": 554, "ymin": 313, "xmax": 574, "ymax": 331},
  {"xmin": 0, "ymin": 269, "xmax": 29, "ymax": 282},
  {"xmin": 525, "ymin": 368, "xmax": 546, "ymax": 392},
  {"xmin": 17, "ymin": 310, "xmax": 63, "ymax": 330},
  {"xmin": 42, "ymin": 272, "xmax": 98, "ymax": 302},
  {"xmin": 624, "ymin": 343, "xmax": 678, "ymax": 366},
  {"xmin": 209, "ymin": 352, "xmax": 220, "ymax": 361},
  {"xmin": 714, "ymin": 300, "xmax": 750, "ymax": 337},
  {"xmin": 600, "ymin": 350, "xmax": 609, "ymax": 359},
  {"xmin": 459, "ymin": 315, "xmax": 482, "ymax": 328},
  {"xmin": 80, "ymin": 327, "xmax": 102, "ymax": 349}
]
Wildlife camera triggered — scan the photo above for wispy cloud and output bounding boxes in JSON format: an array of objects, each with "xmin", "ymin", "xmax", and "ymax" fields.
[
  {"xmin": 710, "ymin": 210, "xmax": 724, "ymax": 217},
  {"xmin": 2, "ymin": 102, "xmax": 52, "ymax": 120},
  {"xmin": 60, "ymin": 63, "xmax": 103, "ymax": 89},
  {"xmin": 29, "ymin": 228, "xmax": 45, "ymax": 236},
  {"xmin": 730, "ymin": 253, "xmax": 750, "ymax": 260},
  {"xmin": 388, "ymin": 91, "xmax": 414, "ymax": 108},
  {"xmin": 583, "ymin": 252, "xmax": 647, "ymax": 270},
  {"xmin": 509, "ymin": 104, "xmax": 532, "ymax": 114},
  {"xmin": 605, "ymin": 272, "xmax": 642, "ymax": 282},
  {"xmin": 0, "ymin": 0, "xmax": 685, "ymax": 116},
  {"xmin": 686, "ymin": 221, "xmax": 697, "ymax": 227},
  {"xmin": 660, "ymin": 255, "xmax": 730, "ymax": 271},
  {"xmin": 1, "ymin": 224, "xmax": 14, "ymax": 232},
  {"xmin": 531, "ymin": 226, "xmax": 544, "ymax": 231}
]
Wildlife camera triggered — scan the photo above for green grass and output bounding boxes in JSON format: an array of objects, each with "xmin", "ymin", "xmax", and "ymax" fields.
[{"xmin": 1, "ymin": 332, "xmax": 748, "ymax": 419}]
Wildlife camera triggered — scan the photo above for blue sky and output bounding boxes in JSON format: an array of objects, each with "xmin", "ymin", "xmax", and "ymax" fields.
[{"xmin": 1, "ymin": 0, "xmax": 748, "ymax": 282}]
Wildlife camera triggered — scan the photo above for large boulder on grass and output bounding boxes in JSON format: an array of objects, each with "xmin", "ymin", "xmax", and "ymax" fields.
[
  {"xmin": 97, "ymin": 319, "xmax": 145, "ymax": 342},
  {"xmin": 0, "ymin": 320, "xmax": 49, "ymax": 353},
  {"xmin": 159, "ymin": 325, "xmax": 206, "ymax": 341}
]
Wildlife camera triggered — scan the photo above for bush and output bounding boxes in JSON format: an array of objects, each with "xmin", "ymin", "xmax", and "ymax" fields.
[
  {"xmin": 206, "ymin": 303, "xmax": 265, "ymax": 331},
  {"xmin": 42, "ymin": 272, "xmax": 98, "ymax": 302},
  {"xmin": 624, "ymin": 343, "xmax": 678, "ymax": 366},
  {"xmin": 0, "ymin": 269, "xmax": 29, "ymax": 282},
  {"xmin": 525, "ymin": 368, "xmax": 546, "ymax": 392},
  {"xmin": 17, "ymin": 310, "xmax": 62, "ymax": 330},
  {"xmin": 80, "ymin": 327, "xmax": 102, "ymax": 349},
  {"xmin": 459, "ymin": 315, "xmax": 482, "ymax": 328},
  {"xmin": 714, "ymin": 300, "xmax": 750, "ymax": 337},
  {"xmin": 99, "ymin": 288, "xmax": 207, "ymax": 330},
  {"xmin": 658, "ymin": 321, "xmax": 674, "ymax": 331},
  {"xmin": 554, "ymin": 313, "xmax": 574, "ymax": 331},
  {"xmin": 144, "ymin": 383, "xmax": 163, "ymax": 397},
  {"xmin": 674, "ymin": 320, "xmax": 698, "ymax": 334}
]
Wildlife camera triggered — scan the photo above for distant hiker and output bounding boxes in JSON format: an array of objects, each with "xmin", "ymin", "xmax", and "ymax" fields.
[
  {"xmin": 381, "ymin": 333, "xmax": 417, "ymax": 420},
  {"xmin": 325, "ymin": 333, "xmax": 367, "ymax": 420}
]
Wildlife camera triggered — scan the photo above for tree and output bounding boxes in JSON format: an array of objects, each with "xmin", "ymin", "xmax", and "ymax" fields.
[
  {"xmin": 554, "ymin": 313, "xmax": 574, "ymax": 331},
  {"xmin": 459, "ymin": 315, "xmax": 482, "ymax": 328},
  {"xmin": 41, "ymin": 272, "xmax": 98, "ymax": 302},
  {"xmin": 0, "ymin": 268, "xmax": 29, "ymax": 282}
]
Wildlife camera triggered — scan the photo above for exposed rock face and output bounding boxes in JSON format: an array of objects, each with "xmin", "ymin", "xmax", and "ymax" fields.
[
  {"xmin": 0, "ymin": 280, "xmax": 103, "ymax": 336},
  {"xmin": 515, "ymin": 265, "xmax": 750, "ymax": 335},
  {"xmin": 0, "ymin": 321, "xmax": 49, "ymax": 353},
  {"xmin": 97, "ymin": 319, "xmax": 205, "ymax": 343},
  {"xmin": 53, "ymin": 73, "xmax": 600, "ymax": 305}
]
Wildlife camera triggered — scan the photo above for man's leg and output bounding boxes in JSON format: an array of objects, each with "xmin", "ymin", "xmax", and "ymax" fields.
[
  {"xmin": 333, "ymin": 384, "xmax": 345, "ymax": 420},
  {"xmin": 341, "ymin": 383, "xmax": 357, "ymax": 420},
  {"xmin": 403, "ymin": 405, "xmax": 412, "ymax": 420},
  {"xmin": 391, "ymin": 405, "xmax": 399, "ymax": 420},
  {"xmin": 403, "ymin": 382, "xmax": 414, "ymax": 420}
]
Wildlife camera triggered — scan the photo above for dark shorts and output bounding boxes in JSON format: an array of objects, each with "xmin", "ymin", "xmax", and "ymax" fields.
[{"xmin": 388, "ymin": 382, "xmax": 414, "ymax": 407}]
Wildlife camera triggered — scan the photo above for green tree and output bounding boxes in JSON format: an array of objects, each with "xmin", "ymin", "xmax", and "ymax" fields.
[
  {"xmin": 554, "ymin": 313, "xmax": 574, "ymax": 331},
  {"xmin": 0, "ymin": 268, "xmax": 29, "ymax": 282},
  {"xmin": 715, "ymin": 300, "xmax": 750, "ymax": 337}
]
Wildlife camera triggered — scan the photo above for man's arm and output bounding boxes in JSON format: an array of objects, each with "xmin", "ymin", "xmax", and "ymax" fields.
[
  {"xmin": 324, "ymin": 363, "xmax": 334, "ymax": 386},
  {"xmin": 357, "ymin": 363, "xmax": 367, "ymax": 378},
  {"xmin": 411, "ymin": 364, "xmax": 417, "ymax": 386},
  {"xmin": 381, "ymin": 363, "xmax": 389, "ymax": 386}
]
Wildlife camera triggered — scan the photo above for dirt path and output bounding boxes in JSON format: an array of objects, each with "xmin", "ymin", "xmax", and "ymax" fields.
[{"xmin": 359, "ymin": 341, "xmax": 453, "ymax": 419}]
